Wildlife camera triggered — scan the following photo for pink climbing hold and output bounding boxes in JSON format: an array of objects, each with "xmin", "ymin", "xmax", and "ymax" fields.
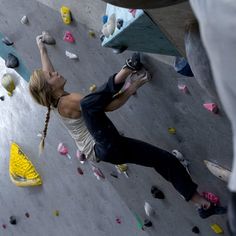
[
  {"xmin": 178, "ymin": 84, "xmax": 188, "ymax": 93},
  {"xmin": 57, "ymin": 143, "xmax": 71, "ymax": 159},
  {"xmin": 2, "ymin": 224, "xmax": 6, "ymax": 229},
  {"xmin": 203, "ymin": 103, "xmax": 218, "ymax": 114},
  {"xmin": 92, "ymin": 166, "xmax": 105, "ymax": 180},
  {"xmin": 128, "ymin": 9, "xmax": 137, "ymax": 17},
  {"xmin": 202, "ymin": 192, "xmax": 220, "ymax": 205},
  {"xmin": 63, "ymin": 31, "xmax": 75, "ymax": 43}
]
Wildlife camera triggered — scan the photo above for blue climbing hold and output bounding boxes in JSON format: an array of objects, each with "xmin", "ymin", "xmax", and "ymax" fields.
[
  {"xmin": 102, "ymin": 15, "xmax": 108, "ymax": 24},
  {"xmin": 174, "ymin": 57, "xmax": 194, "ymax": 77}
]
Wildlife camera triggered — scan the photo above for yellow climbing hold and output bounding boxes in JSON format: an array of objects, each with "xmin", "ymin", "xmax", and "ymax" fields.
[
  {"xmin": 60, "ymin": 6, "xmax": 71, "ymax": 25},
  {"xmin": 9, "ymin": 142, "xmax": 42, "ymax": 187},
  {"xmin": 1, "ymin": 73, "xmax": 15, "ymax": 96},
  {"xmin": 116, "ymin": 164, "xmax": 128, "ymax": 172},
  {"xmin": 211, "ymin": 224, "xmax": 224, "ymax": 234},
  {"xmin": 89, "ymin": 84, "xmax": 97, "ymax": 92},
  {"xmin": 168, "ymin": 127, "xmax": 176, "ymax": 134},
  {"xmin": 53, "ymin": 210, "xmax": 60, "ymax": 216}
]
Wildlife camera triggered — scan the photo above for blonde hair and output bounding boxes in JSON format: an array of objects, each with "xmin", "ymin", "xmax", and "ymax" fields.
[{"xmin": 29, "ymin": 69, "xmax": 55, "ymax": 154}]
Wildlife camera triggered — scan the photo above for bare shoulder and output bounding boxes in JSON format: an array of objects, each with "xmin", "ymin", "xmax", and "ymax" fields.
[{"xmin": 58, "ymin": 93, "xmax": 84, "ymax": 119}]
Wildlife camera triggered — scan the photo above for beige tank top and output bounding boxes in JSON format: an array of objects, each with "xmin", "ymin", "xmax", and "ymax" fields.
[{"xmin": 54, "ymin": 109, "xmax": 97, "ymax": 162}]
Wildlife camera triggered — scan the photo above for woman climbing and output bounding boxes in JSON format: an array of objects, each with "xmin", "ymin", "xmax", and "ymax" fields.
[{"xmin": 29, "ymin": 35, "xmax": 226, "ymax": 219}]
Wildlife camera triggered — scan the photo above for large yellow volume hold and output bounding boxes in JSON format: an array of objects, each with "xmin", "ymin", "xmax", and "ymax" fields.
[{"xmin": 9, "ymin": 143, "xmax": 42, "ymax": 187}]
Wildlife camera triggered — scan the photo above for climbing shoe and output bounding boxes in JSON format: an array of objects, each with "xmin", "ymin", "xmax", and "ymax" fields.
[
  {"xmin": 123, "ymin": 52, "xmax": 143, "ymax": 71},
  {"xmin": 198, "ymin": 203, "xmax": 227, "ymax": 219}
]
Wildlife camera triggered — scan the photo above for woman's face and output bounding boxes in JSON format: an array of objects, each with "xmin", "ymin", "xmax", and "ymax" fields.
[{"xmin": 43, "ymin": 71, "xmax": 66, "ymax": 90}]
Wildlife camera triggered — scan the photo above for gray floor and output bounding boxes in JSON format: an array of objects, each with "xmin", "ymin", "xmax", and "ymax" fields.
[{"xmin": 0, "ymin": 0, "xmax": 231, "ymax": 235}]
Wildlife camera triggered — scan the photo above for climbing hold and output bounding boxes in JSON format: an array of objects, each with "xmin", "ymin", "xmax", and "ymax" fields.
[
  {"xmin": 204, "ymin": 160, "xmax": 231, "ymax": 182},
  {"xmin": 112, "ymin": 46, "xmax": 128, "ymax": 54},
  {"xmin": 25, "ymin": 212, "xmax": 30, "ymax": 218},
  {"xmin": 9, "ymin": 142, "xmax": 42, "ymax": 187},
  {"xmin": 42, "ymin": 31, "xmax": 56, "ymax": 45},
  {"xmin": 5, "ymin": 53, "xmax": 19, "ymax": 68},
  {"xmin": 100, "ymin": 34, "xmax": 105, "ymax": 42},
  {"xmin": 92, "ymin": 165, "xmax": 105, "ymax": 180},
  {"xmin": 110, "ymin": 172, "xmax": 118, "ymax": 178},
  {"xmin": 1, "ymin": 73, "xmax": 15, "ymax": 96},
  {"xmin": 63, "ymin": 31, "xmax": 75, "ymax": 43},
  {"xmin": 65, "ymin": 50, "xmax": 78, "ymax": 60},
  {"xmin": 168, "ymin": 127, "xmax": 176, "ymax": 134},
  {"xmin": 211, "ymin": 224, "xmax": 223, "ymax": 234},
  {"xmin": 9, "ymin": 216, "xmax": 17, "ymax": 225},
  {"xmin": 203, "ymin": 103, "xmax": 219, "ymax": 114},
  {"xmin": 102, "ymin": 15, "xmax": 108, "ymax": 24},
  {"xmin": 178, "ymin": 84, "xmax": 188, "ymax": 93},
  {"xmin": 77, "ymin": 167, "xmax": 84, "ymax": 175},
  {"xmin": 192, "ymin": 226, "xmax": 200, "ymax": 234},
  {"xmin": 151, "ymin": 186, "xmax": 165, "ymax": 199},
  {"xmin": 0, "ymin": 96, "xmax": 4, "ymax": 101},
  {"xmin": 102, "ymin": 14, "xmax": 116, "ymax": 37},
  {"xmin": 133, "ymin": 212, "xmax": 144, "ymax": 230},
  {"xmin": 202, "ymin": 192, "xmax": 220, "ymax": 205},
  {"xmin": 2, "ymin": 36, "xmax": 13, "ymax": 46},
  {"xmin": 21, "ymin": 15, "xmax": 28, "ymax": 24},
  {"xmin": 116, "ymin": 218, "xmax": 121, "ymax": 224},
  {"xmin": 144, "ymin": 202, "xmax": 155, "ymax": 217},
  {"xmin": 53, "ymin": 210, "xmax": 60, "ymax": 217},
  {"xmin": 128, "ymin": 9, "xmax": 137, "ymax": 17},
  {"xmin": 2, "ymin": 224, "xmax": 6, "ymax": 229},
  {"xmin": 76, "ymin": 150, "xmax": 86, "ymax": 164},
  {"xmin": 60, "ymin": 6, "xmax": 71, "ymax": 24},
  {"xmin": 88, "ymin": 30, "xmax": 96, "ymax": 38},
  {"xmin": 89, "ymin": 84, "xmax": 97, "ymax": 92},
  {"xmin": 57, "ymin": 143, "xmax": 72, "ymax": 159},
  {"xmin": 144, "ymin": 219, "xmax": 152, "ymax": 227},
  {"xmin": 116, "ymin": 164, "xmax": 128, "ymax": 173},
  {"xmin": 174, "ymin": 57, "xmax": 194, "ymax": 77},
  {"xmin": 117, "ymin": 19, "xmax": 124, "ymax": 29}
]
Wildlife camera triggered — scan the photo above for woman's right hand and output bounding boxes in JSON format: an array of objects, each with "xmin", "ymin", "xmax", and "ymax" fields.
[
  {"xmin": 36, "ymin": 35, "xmax": 46, "ymax": 52},
  {"xmin": 128, "ymin": 72, "xmax": 149, "ymax": 94}
]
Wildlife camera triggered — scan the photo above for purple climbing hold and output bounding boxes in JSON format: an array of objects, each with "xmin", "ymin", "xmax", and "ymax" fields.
[
  {"xmin": 5, "ymin": 53, "xmax": 19, "ymax": 68},
  {"xmin": 117, "ymin": 19, "xmax": 124, "ymax": 29}
]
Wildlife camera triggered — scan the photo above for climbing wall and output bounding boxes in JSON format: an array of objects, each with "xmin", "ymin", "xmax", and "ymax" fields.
[{"xmin": 0, "ymin": 0, "xmax": 231, "ymax": 235}]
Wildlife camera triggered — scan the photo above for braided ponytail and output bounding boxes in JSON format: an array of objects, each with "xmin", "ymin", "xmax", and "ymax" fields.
[{"xmin": 39, "ymin": 106, "xmax": 51, "ymax": 155}]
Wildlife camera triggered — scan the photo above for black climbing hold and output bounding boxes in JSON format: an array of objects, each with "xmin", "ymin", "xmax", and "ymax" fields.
[
  {"xmin": 117, "ymin": 19, "xmax": 124, "ymax": 29},
  {"xmin": 100, "ymin": 34, "xmax": 105, "ymax": 42},
  {"xmin": 2, "ymin": 37, "xmax": 13, "ymax": 46},
  {"xmin": 5, "ymin": 53, "xmax": 19, "ymax": 68},
  {"xmin": 9, "ymin": 216, "xmax": 17, "ymax": 225},
  {"xmin": 144, "ymin": 219, "xmax": 152, "ymax": 227},
  {"xmin": 192, "ymin": 226, "xmax": 200, "ymax": 234},
  {"xmin": 0, "ymin": 96, "xmax": 5, "ymax": 101},
  {"xmin": 151, "ymin": 186, "xmax": 165, "ymax": 199},
  {"xmin": 110, "ymin": 172, "xmax": 118, "ymax": 178}
]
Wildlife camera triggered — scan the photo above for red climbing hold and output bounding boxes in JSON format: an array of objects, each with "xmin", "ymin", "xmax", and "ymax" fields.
[
  {"xmin": 202, "ymin": 192, "xmax": 220, "ymax": 205},
  {"xmin": 77, "ymin": 167, "xmax": 84, "ymax": 175},
  {"xmin": 63, "ymin": 31, "xmax": 75, "ymax": 43},
  {"xmin": 203, "ymin": 103, "xmax": 218, "ymax": 114},
  {"xmin": 178, "ymin": 84, "xmax": 188, "ymax": 93},
  {"xmin": 128, "ymin": 9, "xmax": 137, "ymax": 17},
  {"xmin": 92, "ymin": 166, "xmax": 105, "ymax": 180}
]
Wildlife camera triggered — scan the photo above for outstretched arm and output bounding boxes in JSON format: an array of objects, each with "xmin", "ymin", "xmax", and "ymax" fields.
[{"xmin": 36, "ymin": 35, "xmax": 55, "ymax": 73}]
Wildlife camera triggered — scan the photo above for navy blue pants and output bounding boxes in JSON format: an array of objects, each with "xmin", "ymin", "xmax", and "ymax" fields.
[{"xmin": 80, "ymin": 74, "xmax": 198, "ymax": 201}]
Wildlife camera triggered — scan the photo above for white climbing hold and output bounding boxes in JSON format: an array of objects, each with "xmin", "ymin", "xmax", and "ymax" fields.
[
  {"xmin": 65, "ymin": 50, "xmax": 78, "ymax": 59},
  {"xmin": 178, "ymin": 84, "xmax": 188, "ymax": 93},
  {"xmin": 21, "ymin": 15, "xmax": 29, "ymax": 24},
  {"xmin": 144, "ymin": 202, "xmax": 155, "ymax": 217}
]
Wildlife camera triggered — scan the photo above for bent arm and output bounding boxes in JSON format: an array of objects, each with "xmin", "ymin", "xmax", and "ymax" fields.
[{"xmin": 105, "ymin": 89, "xmax": 133, "ymax": 112}]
